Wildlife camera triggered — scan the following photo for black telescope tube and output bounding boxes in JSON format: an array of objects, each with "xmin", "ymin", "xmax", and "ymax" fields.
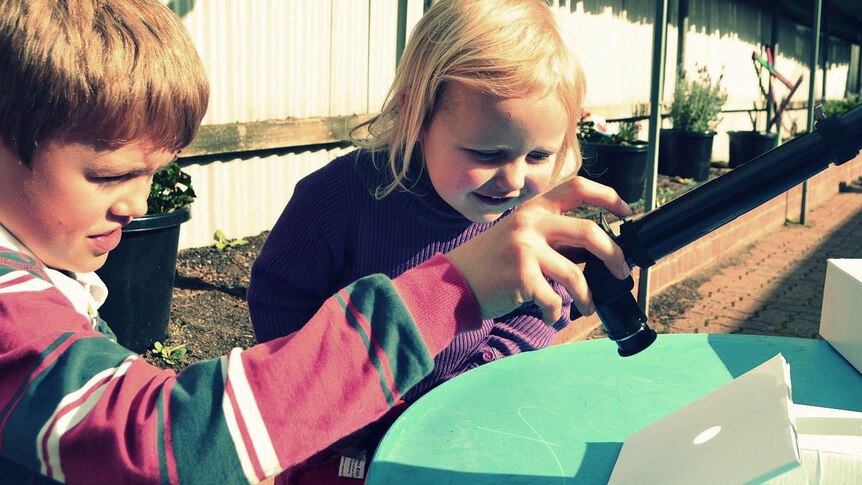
[
  {"xmin": 582, "ymin": 105, "xmax": 862, "ymax": 357},
  {"xmin": 619, "ymin": 105, "xmax": 862, "ymax": 268}
]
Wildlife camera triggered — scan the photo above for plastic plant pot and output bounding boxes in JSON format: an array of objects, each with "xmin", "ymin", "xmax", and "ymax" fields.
[
  {"xmin": 95, "ymin": 206, "xmax": 190, "ymax": 354},
  {"xmin": 660, "ymin": 129, "xmax": 716, "ymax": 181},
  {"xmin": 580, "ymin": 141, "xmax": 649, "ymax": 202},
  {"xmin": 728, "ymin": 131, "xmax": 779, "ymax": 168}
]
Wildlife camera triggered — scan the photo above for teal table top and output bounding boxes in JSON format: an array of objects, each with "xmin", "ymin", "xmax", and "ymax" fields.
[{"xmin": 368, "ymin": 334, "xmax": 862, "ymax": 484}]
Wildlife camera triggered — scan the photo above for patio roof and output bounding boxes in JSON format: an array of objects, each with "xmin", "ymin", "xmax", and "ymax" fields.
[{"xmin": 746, "ymin": 0, "xmax": 862, "ymax": 45}]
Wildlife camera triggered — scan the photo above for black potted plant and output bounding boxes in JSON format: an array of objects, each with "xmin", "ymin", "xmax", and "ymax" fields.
[
  {"xmin": 659, "ymin": 67, "xmax": 727, "ymax": 181},
  {"xmin": 727, "ymin": 60, "xmax": 782, "ymax": 168},
  {"xmin": 727, "ymin": 121, "xmax": 778, "ymax": 169},
  {"xmin": 96, "ymin": 163, "xmax": 195, "ymax": 354},
  {"xmin": 578, "ymin": 110, "xmax": 648, "ymax": 203}
]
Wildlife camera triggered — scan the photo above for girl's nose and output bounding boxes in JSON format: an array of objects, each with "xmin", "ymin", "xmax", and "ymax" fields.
[{"xmin": 494, "ymin": 159, "xmax": 527, "ymax": 192}]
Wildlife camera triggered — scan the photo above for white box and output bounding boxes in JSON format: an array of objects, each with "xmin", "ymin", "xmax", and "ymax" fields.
[
  {"xmin": 820, "ymin": 259, "xmax": 862, "ymax": 374},
  {"xmin": 608, "ymin": 355, "xmax": 800, "ymax": 485},
  {"xmin": 609, "ymin": 354, "xmax": 862, "ymax": 484},
  {"xmin": 764, "ymin": 404, "xmax": 862, "ymax": 484}
]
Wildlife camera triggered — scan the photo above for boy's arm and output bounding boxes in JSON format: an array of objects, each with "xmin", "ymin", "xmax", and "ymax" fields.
[{"xmin": 0, "ymin": 253, "xmax": 479, "ymax": 484}]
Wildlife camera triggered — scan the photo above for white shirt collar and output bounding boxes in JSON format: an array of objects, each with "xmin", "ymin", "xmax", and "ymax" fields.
[{"xmin": 0, "ymin": 223, "xmax": 108, "ymax": 320}]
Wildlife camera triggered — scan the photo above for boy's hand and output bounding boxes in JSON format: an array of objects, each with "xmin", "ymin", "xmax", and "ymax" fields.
[{"xmin": 446, "ymin": 176, "xmax": 631, "ymax": 324}]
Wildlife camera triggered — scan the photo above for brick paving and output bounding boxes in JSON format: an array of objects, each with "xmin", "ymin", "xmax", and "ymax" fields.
[{"xmin": 649, "ymin": 191, "xmax": 862, "ymax": 338}]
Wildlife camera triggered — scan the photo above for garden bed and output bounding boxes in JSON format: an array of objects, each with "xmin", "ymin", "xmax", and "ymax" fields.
[{"xmin": 148, "ymin": 167, "xmax": 730, "ymax": 371}]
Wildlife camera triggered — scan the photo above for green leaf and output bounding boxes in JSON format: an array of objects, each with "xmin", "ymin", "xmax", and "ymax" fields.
[
  {"xmin": 669, "ymin": 66, "xmax": 727, "ymax": 132},
  {"xmin": 147, "ymin": 162, "xmax": 196, "ymax": 214}
]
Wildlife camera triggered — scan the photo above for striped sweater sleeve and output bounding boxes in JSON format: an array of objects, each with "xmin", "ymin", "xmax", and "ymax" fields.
[{"xmin": 0, "ymin": 250, "xmax": 479, "ymax": 484}]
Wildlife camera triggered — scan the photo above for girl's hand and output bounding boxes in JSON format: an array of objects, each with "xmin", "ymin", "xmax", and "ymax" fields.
[{"xmin": 446, "ymin": 176, "xmax": 631, "ymax": 324}]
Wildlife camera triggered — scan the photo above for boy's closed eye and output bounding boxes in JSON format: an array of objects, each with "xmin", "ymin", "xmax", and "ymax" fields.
[
  {"xmin": 87, "ymin": 158, "xmax": 177, "ymax": 185},
  {"xmin": 93, "ymin": 174, "xmax": 134, "ymax": 183}
]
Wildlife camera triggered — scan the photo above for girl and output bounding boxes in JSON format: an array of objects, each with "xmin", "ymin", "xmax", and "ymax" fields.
[
  {"xmin": 248, "ymin": 0, "xmax": 628, "ymax": 480},
  {"xmin": 250, "ymin": 0, "xmax": 604, "ymax": 394}
]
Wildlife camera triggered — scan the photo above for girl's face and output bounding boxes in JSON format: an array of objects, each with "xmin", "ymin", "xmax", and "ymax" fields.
[{"xmin": 419, "ymin": 82, "xmax": 568, "ymax": 223}]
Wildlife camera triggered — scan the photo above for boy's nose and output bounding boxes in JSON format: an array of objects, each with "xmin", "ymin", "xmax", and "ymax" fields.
[
  {"xmin": 128, "ymin": 192, "xmax": 149, "ymax": 218},
  {"xmin": 111, "ymin": 185, "xmax": 150, "ymax": 219},
  {"xmin": 494, "ymin": 159, "xmax": 527, "ymax": 192}
]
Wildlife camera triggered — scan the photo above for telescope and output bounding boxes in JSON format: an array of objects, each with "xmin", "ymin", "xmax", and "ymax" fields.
[{"xmin": 578, "ymin": 105, "xmax": 862, "ymax": 356}]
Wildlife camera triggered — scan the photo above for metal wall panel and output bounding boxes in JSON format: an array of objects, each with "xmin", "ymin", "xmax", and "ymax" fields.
[
  {"xmin": 553, "ymin": 0, "xmax": 851, "ymax": 162},
  {"xmin": 178, "ymin": 0, "xmax": 334, "ymax": 122},
  {"xmin": 369, "ymin": 0, "xmax": 400, "ymax": 112},
  {"xmin": 330, "ymin": 0, "xmax": 370, "ymax": 115},
  {"xmin": 553, "ymin": 0, "xmax": 672, "ymax": 110},
  {"xmin": 178, "ymin": 146, "xmax": 355, "ymax": 249},
  {"xmin": 166, "ymin": 0, "xmax": 853, "ymax": 248},
  {"xmin": 170, "ymin": 1, "xmax": 411, "ymax": 248}
]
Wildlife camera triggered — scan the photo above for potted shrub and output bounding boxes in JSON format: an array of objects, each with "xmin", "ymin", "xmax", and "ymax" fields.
[
  {"xmin": 822, "ymin": 96, "xmax": 861, "ymax": 117},
  {"xmin": 578, "ymin": 110, "xmax": 649, "ymax": 203},
  {"xmin": 659, "ymin": 67, "xmax": 727, "ymax": 181},
  {"xmin": 95, "ymin": 163, "xmax": 195, "ymax": 354}
]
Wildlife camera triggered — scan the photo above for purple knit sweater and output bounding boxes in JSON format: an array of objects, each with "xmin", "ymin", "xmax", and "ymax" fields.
[{"xmin": 248, "ymin": 149, "xmax": 572, "ymax": 400}]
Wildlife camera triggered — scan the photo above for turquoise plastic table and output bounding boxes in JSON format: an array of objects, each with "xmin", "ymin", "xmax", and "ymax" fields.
[{"xmin": 367, "ymin": 334, "xmax": 862, "ymax": 484}]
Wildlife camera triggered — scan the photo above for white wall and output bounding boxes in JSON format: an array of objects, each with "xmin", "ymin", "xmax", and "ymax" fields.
[
  {"xmin": 169, "ymin": 0, "xmax": 855, "ymax": 248},
  {"xmin": 167, "ymin": 0, "xmax": 423, "ymax": 248}
]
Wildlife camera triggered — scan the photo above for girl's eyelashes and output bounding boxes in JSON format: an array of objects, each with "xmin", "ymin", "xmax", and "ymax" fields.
[
  {"xmin": 466, "ymin": 149, "xmax": 501, "ymax": 162},
  {"xmin": 527, "ymin": 152, "xmax": 552, "ymax": 164},
  {"xmin": 464, "ymin": 149, "xmax": 554, "ymax": 164}
]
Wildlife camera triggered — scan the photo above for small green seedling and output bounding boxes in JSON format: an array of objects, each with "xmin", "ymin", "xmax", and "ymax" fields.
[
  {"xmin": 150, "ymin": 341, "xmax": 188, "ymax": 365},
  {"xmin": 213, "ymin": 229, "xmax": 248, "ymax": 251}
]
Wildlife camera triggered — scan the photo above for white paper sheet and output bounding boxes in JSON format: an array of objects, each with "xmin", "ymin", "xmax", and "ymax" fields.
[{"xmin": 608, "ymin": 354, "xmax": 800, "ymax": 485}]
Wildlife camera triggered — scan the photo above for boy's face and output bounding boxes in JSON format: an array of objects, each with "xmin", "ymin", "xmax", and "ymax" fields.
[
  {"xmin": 419, "ymin": 82, "xmax": 567, "ymax": 223},
  {"xmin": 0, "ymin": 136, "xmax": 176, "ymax": 273}
]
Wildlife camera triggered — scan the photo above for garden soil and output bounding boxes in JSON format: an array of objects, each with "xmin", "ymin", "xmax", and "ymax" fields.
[{"xmin": 148, "ymin": 167, "xmax": 855, "ymax": 371}]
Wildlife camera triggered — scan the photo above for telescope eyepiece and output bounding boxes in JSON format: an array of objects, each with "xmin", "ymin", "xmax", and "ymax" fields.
[{"xmin": 579, "ymin": 253, "xmax": 657, "ymax": 356}]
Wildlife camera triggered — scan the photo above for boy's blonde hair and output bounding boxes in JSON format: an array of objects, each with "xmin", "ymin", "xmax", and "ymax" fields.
[
  {"xmin": 352, "ymin": 0, "xmax": 585, "ymax": 198},
  {"xmin": 0, "ymin": 0, "xmax": 209, "ymax": 165}
]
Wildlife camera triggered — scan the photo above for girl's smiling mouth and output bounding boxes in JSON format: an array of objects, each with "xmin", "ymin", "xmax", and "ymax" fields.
[{"xmin": 473, "ymin": 193, "xmax": 518, "ymax": 207}]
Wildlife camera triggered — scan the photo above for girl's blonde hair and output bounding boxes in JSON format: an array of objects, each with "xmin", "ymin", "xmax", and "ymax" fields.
[
  {"xmin": 351, "ymin": 0, "xmax": 585, "ymax": 198},
  {"xmin": 0, "ymin": 0, "xmax": 209, "ymax": 165}
]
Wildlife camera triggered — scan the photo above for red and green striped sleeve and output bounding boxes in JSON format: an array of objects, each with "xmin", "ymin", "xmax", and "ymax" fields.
[{"xmin": 0, "ymin": 251, "xmax": 479, "ymax": 484}]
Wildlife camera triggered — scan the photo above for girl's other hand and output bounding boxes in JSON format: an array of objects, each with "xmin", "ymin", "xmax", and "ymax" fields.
[{"xmin": 446, "ymin": 176, "xmax": 631, "ymax": 324}]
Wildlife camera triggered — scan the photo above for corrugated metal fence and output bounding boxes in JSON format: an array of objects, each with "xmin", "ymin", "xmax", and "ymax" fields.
[{"xmin": 169, "ymin": 0, "xmax": 855, "ymax": 249}]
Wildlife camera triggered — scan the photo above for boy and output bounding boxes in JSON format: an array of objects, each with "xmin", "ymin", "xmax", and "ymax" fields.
[{"xmin": 0, "ymin": 0, "xmax": 630, "ymax": 483}]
